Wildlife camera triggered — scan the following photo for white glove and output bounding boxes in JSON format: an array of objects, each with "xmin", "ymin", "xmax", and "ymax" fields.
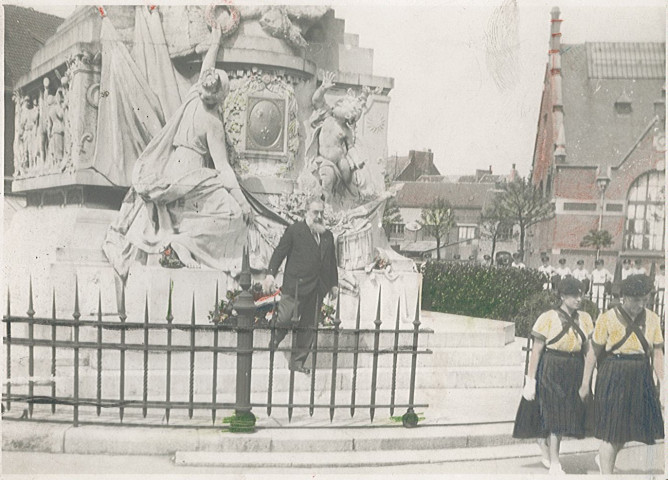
[{"xmin": 522, "ymin": 376, "xmax": 536, "ymax": 401}]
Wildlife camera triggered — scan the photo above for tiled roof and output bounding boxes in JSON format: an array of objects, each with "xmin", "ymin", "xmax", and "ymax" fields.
[
  {"xmin": 560, "ymin": 42, "xmax": 665, "ymax": 167},
  {"xmin": 396, "ymin": 181, "xmax": 498, "ymax": 209},
  {"xmin": 385, "ymin": 155, "xmax": 410, "ymax": 181},
  {"xmin": 586, "ymin": 42, "xmax": 665, "ymax": 79},
  {"xmin": 396, "ymin": 150, "xmax": 440, "ymax": 182},
  {"xmin": 4, "ymin": 5, "xmax": 64, "ymax": 91}
]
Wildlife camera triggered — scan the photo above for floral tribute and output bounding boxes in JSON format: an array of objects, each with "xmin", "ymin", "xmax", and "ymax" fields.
[{"xmin": 208, "ymin": 283, "xmax": 337, "ymax": 328}]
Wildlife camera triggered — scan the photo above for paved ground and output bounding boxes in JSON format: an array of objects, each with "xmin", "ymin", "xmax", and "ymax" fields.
[{"xmin": 2, "ymin": 443, "xmax": 663, "ymax": 477}]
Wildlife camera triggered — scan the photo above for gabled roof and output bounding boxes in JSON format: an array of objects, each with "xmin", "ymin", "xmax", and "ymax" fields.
[
  {"xmin": 4, "ymin": 5, "xmax": 64, "ymax": 92},
  {"xmin": 396, "ymin": 181, "xmax": 499, "ymax": 210},
  {"xmin": 396, "ymin": 150, "xmax": 441, "ymax": 182},
  {"xmin": 385, "ymin": 155, "xmax": 410, "ymax": 181},
  {"xmin": 560, "ymin": 42, "xmax": 665, "ymax": 168}
]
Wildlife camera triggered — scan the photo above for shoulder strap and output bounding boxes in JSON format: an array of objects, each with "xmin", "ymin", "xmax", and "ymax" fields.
[
  {"xmin": 547, "ymin": 310, "xmax": 586, "ymax": 346},
  {"xmin": 612, "ymin": 307, "xmax": 650, "ymax": 356}
]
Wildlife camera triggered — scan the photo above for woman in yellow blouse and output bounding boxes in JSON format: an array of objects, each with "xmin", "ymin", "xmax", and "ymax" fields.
[
  {"xmin": 513, "ymin": 277, "xmax": 594, "ymax": 474},
  {"xmin": 579, "ymin": 275, "xmax": 664, "ymax": 474}
]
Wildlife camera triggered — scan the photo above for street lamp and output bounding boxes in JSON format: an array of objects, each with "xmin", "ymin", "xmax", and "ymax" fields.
[{"xmin": 596, "ymin": 166, "xmax": 611, "ymax": 231}]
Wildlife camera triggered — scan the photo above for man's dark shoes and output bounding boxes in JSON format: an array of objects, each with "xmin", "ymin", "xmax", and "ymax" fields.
[{"xmin": 289, "ymin": 364, "xmax": 310, "ymax": 375}]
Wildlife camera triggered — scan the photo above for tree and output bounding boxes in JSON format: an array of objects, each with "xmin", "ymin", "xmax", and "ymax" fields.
[
  {"xmin": 419, "ymin": 197, "xmax": 455, "ymax": 260},
  {"xmin": 495, "ymin": 178, "xmax": 554, "ymax": 258},
  {"xmin": 480, "ymin": 201, "xmax": 514, "ymax": 265},
  {"xmin": 580, "ymin": 229, "xmax": 613, "ymax": 260}
]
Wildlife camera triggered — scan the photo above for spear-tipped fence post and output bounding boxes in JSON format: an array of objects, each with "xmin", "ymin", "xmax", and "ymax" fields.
[
  {"xmin": 96, "ymin": 290, "xmax": 103, "ymax": 416},
  {"xmin": 73, "ymin": 276, "xmax": 81, "ymax": 427},
  {"xmin": 51, "ymin": 288, "xmax": 57, "ymax": 414},
  {"xmin": 118, "ymin": 281, "xmax": 126, "ymax": 423},
  {"xmin": 5, "ymin": 288, "xmax": 11, "ymax": 412},
  {"xmin": 329, "ymin": 292, "xmax": 342, "ymax": 422},
  {"xmin": 231, "ymin": 246, "xmax": 256, "ymax": 432},
  {"xmin": 402, "ymin": 293, "xmax": 421, "ymax": 428},
  {"xmin": 370, "ymin": 287, "xmax": 382, "ymax": 422},
  {"xmin": 27, "ymin": 277, "xmax": 35, "ymax": 418},
  {"xmin": 390, "ymin": 298, "xmax": 401, "ymax": 417},
  {"xmin": 142, "ymin": 293, "xmax": 149, "ymax": 418},
  {"xmin": 188, "ymin": 292, "xmax": 196, "ymax": 419},
  {"xmin": 165, "ymin": 280, "xmax": 173, "ymax": 424},
  {"xmin": 212, "ymin": 281, "xmax": 220, "ymax": 425},
  {"xmin": 350, "ymin": 298, "xmax": 361, "ymax": 418}
]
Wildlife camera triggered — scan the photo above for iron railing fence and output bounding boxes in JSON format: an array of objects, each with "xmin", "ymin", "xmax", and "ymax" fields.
[{"xmin": 3, "ymin": 251, "xmax": 431, "ymax": 431}]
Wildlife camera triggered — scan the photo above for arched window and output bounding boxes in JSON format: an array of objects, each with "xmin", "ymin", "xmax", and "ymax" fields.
[{"xmin": 624, "ymin": 171, "xmax": 664, "ymax": 252}]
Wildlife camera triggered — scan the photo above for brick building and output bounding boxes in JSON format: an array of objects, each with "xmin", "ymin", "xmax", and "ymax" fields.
[{"xmin": 528, "ymin": 7, "xmax": 665, "ymax": 272}]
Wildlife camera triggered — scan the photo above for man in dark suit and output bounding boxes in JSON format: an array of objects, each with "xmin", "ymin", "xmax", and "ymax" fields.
[{"xmin": 263, "ymin": 197, "xmax": 338, "ymax": 374}]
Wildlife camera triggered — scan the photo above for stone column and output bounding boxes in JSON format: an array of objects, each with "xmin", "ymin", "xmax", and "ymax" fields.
[{"xmin": 64, "ymin": 52, "xmax": 101, "ymax": 172}]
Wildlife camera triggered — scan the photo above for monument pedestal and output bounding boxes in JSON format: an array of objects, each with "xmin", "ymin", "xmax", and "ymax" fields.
[{"xmin": 338, "ymin": 271, "xmax": 422, "ymax": 327}]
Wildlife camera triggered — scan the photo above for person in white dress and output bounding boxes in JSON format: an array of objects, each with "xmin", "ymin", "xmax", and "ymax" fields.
[
  {"xmin": 631, "ymin": 259, "xmax": 647, "ymax": 276},
  {"xmin": 621, "ymin": 259, "xmax": 633, "ymax": 281},
  {"xmin": 555, "ymin": 258, "xmax": 572, "ymax": 279},
  {"xmin": 591, "ymin": 259, "xmax": 613, "ymax": 310},
  {"xmin": 653, "ymin": 264, "xmax": 665, "ymax": 316},
  {"xmin": 538, "ymin": 256, "xmax": 556, "ymax": 290},
  {"xmin": 572, "ymin": 259, "xmax": 590, "ymax": 294}
]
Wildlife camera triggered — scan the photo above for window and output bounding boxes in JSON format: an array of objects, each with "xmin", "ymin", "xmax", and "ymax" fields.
[
  {"xmin": 458, "ymin": 225, "xmax": 476, "ymax": 241},
  {"xmin": 389, "ymin": 223, "xmax": 405, "ymax": 235},
  {"xmin": 563, "ymin": 202, "xmax": 597, "ymax": 211},
  {"xmin": 624, "ymin": 171, "xmax": 664, "ymax": 252},
  {"xmin": 497, "ymin": 223, "xmax": 514, "ymax": 241}
]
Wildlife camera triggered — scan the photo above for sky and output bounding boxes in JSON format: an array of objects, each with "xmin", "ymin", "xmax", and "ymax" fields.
[{"xmin": 16, "ymin": 1, "xmax": 666, "ymax": 178}]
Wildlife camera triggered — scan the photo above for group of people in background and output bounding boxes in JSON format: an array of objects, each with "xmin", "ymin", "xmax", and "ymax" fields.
[
  {"xmin": 531, "ymin": 254, "xmax": 664, "ymax": 314},
  {"xmin": 513, "ymin": 274, "xmax": 664, "ymax": 475}
]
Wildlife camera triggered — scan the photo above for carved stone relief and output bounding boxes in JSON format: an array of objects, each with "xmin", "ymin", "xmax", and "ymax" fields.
[{"xmin": 13, "ymin": 50, "xmax": 101, "ymax": 179}]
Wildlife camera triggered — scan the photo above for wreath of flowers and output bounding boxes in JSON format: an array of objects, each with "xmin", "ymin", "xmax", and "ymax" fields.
[
  {"xmin": 208, "ymin": 284, "xmax": 336, "ymax": 328},
  {"xmin": 204, "ymin": 3, "xmax": 241, "ymax": 38},
  {"xmin": 208, "ymin": 283, "xmax": 276, "ymax": 328},
  {"xmin": 223, "ymin": 73, "xmax": 299, "ymax": 173}
]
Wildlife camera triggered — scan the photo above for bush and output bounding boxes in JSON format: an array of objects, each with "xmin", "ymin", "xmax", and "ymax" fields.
[
  {"xmin": 421, "ymin": 262, "xmax": 601, "ymax": 336},
  {"xmin": 422, "ymin": 262, "xmax": 546, "ymax": 323}
]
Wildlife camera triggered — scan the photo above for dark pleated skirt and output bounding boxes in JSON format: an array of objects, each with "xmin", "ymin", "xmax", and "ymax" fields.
[
  {"xmin": 537, "ymin": 349, "xmax": 586, "ymax": 438},
  {"xmin": 513, "ymin": 349, "xmax": 585, "ymax": 439},
  {"xmin": 513, "ymin": 396, "xmax": 547, "ymax": 439},
  {"xmin": 594, "ymin": 354, "xmax": 664, "ymax": 445}
]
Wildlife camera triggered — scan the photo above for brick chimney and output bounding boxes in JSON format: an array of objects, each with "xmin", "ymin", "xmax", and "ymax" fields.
[{"xmin": 550, "ymin": 7, "xmax": 566, "ymax": 164}]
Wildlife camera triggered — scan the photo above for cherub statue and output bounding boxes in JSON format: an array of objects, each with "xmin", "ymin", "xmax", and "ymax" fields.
[{"xmin": 305, "ymin": 71, "xmax": 374, "ymax": 205}]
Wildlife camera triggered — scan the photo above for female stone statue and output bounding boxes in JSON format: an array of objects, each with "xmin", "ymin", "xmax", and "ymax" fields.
[{"xmin": 104, "ymin": 25, "xmax": 282, "ymax": 279}]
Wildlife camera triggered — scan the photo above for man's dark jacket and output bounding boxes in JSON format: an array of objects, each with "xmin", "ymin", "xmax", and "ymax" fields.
[{"xmin": 268, "ymin": 220, "xmax": 338, "ymax": 298}]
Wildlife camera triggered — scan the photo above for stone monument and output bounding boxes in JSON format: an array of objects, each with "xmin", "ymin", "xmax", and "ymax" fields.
[{"xmin": 5, "ymin": 5, "xmax": 419, "ymax": 326}]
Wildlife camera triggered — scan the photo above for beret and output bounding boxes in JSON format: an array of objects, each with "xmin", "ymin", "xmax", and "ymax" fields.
[
  {"xmin": 621, "ymin": 274, "xmax": 652, "ymax": 297},
  {"xmin": 558, "ymin": 276, "xmax": 584, "ymax": 296}
]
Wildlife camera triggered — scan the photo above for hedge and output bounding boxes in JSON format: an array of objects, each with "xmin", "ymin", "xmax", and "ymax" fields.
[{"xmin": 421, "ymin": 262, "xmax": 599, "ymax": 337}]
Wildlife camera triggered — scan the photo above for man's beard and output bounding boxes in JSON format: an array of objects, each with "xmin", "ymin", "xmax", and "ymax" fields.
[{"xmin": 310, "ymin": 221, "xmax": 326, "ymax": 234}]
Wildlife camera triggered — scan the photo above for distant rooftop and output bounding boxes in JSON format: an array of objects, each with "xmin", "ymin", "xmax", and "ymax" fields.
[
  {"xmin": 560, "ymin": 41, "xmax": 665, "ymax": 167},
  {"xmin": 396, "ymin": 182, "xmax": 499, "ymax": 210},
  {"xmin": 585, "ymin": 42, "xmax": 665, "ymax": 79}
]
